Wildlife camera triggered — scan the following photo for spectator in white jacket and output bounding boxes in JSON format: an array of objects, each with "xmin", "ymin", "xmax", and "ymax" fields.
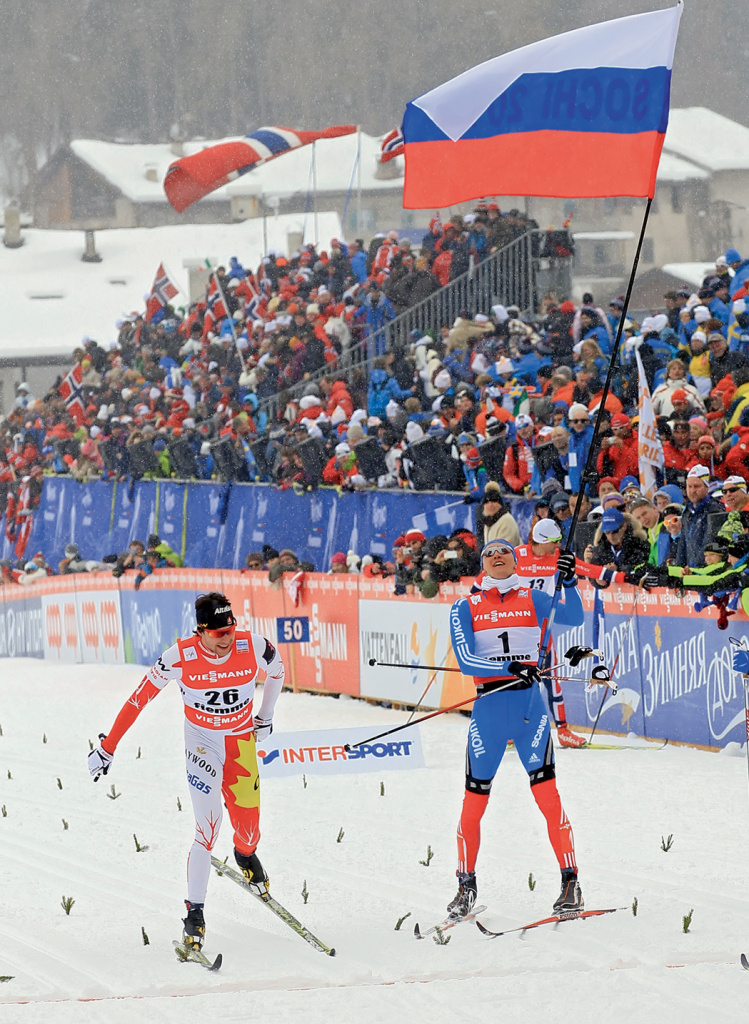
[{"xmin": 651, "ymin": 359, "xmax": 705, "ymax": 418}]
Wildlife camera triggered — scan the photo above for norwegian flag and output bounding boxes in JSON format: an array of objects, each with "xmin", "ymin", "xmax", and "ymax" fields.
[
  {"xmin": 58, "ymin": 364, "xmax": 87, "ymax": 426},
  {"xmin": 145, "ymin": 263, "xmax": 179, "ymax": 321},
  {"xmin": 380, "ymin": 128, "xmax": 405, "ymax": 163},
  {"xmin": 164, "ymin": 125, "xmax": 357, "ymax": 212},
  {"xmin": 207, "ymin": 274, "xmax": 228, "ymax": 320},
  {"xmin": 244, "ymin": 294, "xmax": 262, "ymax": 322}
]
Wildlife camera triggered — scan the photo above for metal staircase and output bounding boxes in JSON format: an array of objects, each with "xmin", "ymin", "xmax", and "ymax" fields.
[{"xmin": 258, "ymin": 230, "xmax": 535, "ymax": 423}]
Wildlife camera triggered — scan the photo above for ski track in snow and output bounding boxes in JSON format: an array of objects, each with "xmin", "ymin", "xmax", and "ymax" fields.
[{"xmin": 0, "ymin": 659, "xmax": 747, "ymax": 1023}]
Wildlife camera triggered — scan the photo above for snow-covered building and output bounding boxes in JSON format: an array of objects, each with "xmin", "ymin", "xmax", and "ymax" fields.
[
  {"xmin": 0, "ymin": 212, "xmax": 341, "ymax": 413},
  {"xmin": 27, "ymin": 133, "xmax": 409, "ymax": 236},
  {"xmin": 525, "ymin": 107, "xmax": 749, "ymax": 299}
]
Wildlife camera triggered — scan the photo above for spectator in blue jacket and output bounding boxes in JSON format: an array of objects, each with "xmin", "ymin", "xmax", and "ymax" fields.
[
  {"xmin": 227, "ymin": 256, "xmax": 246, "ymax": 281},
  {"xmin": 367, "ymin": 358, "xmax": 414, "ymax": 418},
  {"xmin": 511, "ymin": 336, "xmax": 549, "ymax": 385},
  {"xmin": 363, "ymin": 283, "xmax": 396, "ymax": 357},
  {"xmin": 349, "ymin": 241, "xmax": 368, "ymax": 284},
  {"xmin": 567, "ymin": 403, "xmax": 594, "ymax": 492},
  {"xmin": 674, "ymin": 464, "xmax": 725, "ymax": 567},
  {"xmin": 706, "ymin": 281, "xmax": 731, "ymax": 326},
  {"xmin": 580, "ymin": 307, "xmax": 612, "ymax": 356}
]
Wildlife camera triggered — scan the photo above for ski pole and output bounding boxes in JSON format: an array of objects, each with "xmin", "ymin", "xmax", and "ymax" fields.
[
  {"xmin": 344, "ymin": 677, "xmax": 528, "ymax": 750},
  {"xmin": 368, "ymin": 657, "xmax": 461, "ymax": 672},
  {"xmin": 368, "ymin": 656, "xmax": 566, "ymax": 676},
  {"xmin": 403, "ymin": 651, "xmax": 451, "ymax": 727},
  {"xmin": 587, "ymin": 581, "xmax": 644, "ymax": 745}
]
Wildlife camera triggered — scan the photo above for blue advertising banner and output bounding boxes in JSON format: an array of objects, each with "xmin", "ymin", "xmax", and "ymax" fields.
[{"xmin": 556, "ymin": 586, "xmax": 748, "ymax": 748}]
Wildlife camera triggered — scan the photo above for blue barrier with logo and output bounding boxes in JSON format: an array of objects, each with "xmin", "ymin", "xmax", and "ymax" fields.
[
  {"xmin": 555, "ymin": 589, "xmax": 747, "ymax": 748},
  {"xmin": 26, "ymin": 478, "xmax": 537, "ymax": 571}
]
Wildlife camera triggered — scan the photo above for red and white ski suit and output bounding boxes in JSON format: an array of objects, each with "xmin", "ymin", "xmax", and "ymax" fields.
[{"xmin": 101, "ymin": 630, "xmax": 284, "ymax": 903}]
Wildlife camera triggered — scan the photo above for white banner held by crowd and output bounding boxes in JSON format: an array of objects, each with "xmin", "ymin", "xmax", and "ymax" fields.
[{"xmin": 635, "ymin": 348, "xmax": 664, "ymax": 499}]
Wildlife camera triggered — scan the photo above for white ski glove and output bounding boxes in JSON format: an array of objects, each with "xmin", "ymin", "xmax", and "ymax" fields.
[
  {"xmin": 88, "ymin": 734, "xmax": 113, "ymax": 781},
  {"xmin": 254, "ymin": 718, "xmax": 273, "ymax": 744}
]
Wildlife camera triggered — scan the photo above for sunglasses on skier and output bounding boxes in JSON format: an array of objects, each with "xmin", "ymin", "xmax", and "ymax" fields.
[
  {"xmin": 482, "ymin": 542, "xmax": 515, "ymax": 559},
  {"xmin": 200, "ymin": 625, "xmax": 236, "ymax": 639}
]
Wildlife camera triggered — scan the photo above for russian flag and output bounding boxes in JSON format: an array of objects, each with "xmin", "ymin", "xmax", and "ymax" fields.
[{"xmin": 402, "ymin": 3, "xmax": 682, "ymax": 207}]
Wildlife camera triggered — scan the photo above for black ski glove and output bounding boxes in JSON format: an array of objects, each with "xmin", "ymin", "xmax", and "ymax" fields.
[
  {"xmin": 557, "ymin": 552, "xmax": 576, "ymax": 584},
  {"xmin": 507, "ymin": 661, "xmax": 544, "ymax": 685}
]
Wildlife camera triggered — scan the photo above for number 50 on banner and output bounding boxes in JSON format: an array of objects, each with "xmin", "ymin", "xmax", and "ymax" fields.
[{"xmin": 276, "ymin": 616, "xmax": 310, "ymax": 643}]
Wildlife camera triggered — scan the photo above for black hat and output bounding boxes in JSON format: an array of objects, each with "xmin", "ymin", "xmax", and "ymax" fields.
[
  {"xmin": 728, "ymin": 537, "xmax": 749, "ymax": 560},
  {"xmin": 704, "ymin": 541, "xmax": 728, "ymax": 557},
  {"xmin": 147, "ymin": 534, "xmax": 160, "ymax": 548},
  {"xmin": 195, "ymin": 592, "xmax": 236, "ymax": 630}
]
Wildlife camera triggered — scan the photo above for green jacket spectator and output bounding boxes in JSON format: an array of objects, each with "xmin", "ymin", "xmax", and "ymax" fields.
[{"xmin": 147, "ymin": 533, "xmax": 184, "ymax": 568}]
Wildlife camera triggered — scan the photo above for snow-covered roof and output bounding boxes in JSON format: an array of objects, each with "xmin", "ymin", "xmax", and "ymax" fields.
[
  {"xmin": 573, "ymin": 230, "xmax": 635, "ymax": 241},
  {"xmin": 661, "ymin": 262, "xmax": 716, "ymax": 288},
  {"xmin": 656, "ymin": 150, "xmax": 710, "ymax": 183},
  {"xmin": 663, "ymin": 107, "xmax": 749, "ymax": 173},
  {"xmin": 70, "ymin": 132, "xmax": 402, "ymax": 205},
  {"xmin": 0, "ymin": 212, "xmax": 341, "ymax": 360}
]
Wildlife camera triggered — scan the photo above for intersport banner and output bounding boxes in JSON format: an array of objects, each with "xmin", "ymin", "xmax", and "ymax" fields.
[
  {"xmin": 255, "ymin": 726, "xmax": 425, "ymax": 778},
  {"xmin": 0, "ymin": 571, "xmax": 746, "ymax": 750}
]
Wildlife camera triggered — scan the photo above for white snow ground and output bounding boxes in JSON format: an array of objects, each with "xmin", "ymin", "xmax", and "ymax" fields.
[{"xmin": 1, "ymin": 659, "xmax": 748, "ymax": 1024}]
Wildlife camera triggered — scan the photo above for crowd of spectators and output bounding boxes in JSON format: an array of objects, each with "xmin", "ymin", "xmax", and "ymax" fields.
[{"xmin": 5, "ymin": 206, "xmax": 749, "ymax": 612}]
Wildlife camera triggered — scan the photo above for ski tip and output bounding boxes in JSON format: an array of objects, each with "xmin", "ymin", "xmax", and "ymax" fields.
[
  {"xmin": 210, "ymin": 953, "xmax": 223, "ymax": 971},
  {"xmin": 475, "ymin": 920, "xmax": 492, "ymax": 936},
  {"xmin": 328, "ymin": 948, "xmax": 336, "ymax": 957},
  {"xmin": 413, "ymin": 923, "xmax": 423, "ymax": 940},
  {"xmin": 741, "ymin": 952, "xmax": 749, "ymax": 971}
]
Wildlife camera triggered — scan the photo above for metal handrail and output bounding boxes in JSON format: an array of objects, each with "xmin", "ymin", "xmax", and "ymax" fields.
[{"xmin": 258, "ymin": 231, "xmax": 535, "ymax": 424}]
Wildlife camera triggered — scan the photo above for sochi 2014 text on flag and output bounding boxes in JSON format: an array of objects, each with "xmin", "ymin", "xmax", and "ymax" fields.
[{"xmin": 402, "ymin": 3, "xmax": 682, "ymax": 207}]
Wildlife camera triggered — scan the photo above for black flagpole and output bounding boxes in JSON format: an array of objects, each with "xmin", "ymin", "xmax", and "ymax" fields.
[{"xmin": 537, "ymin": 197, "xmax": 653, "ymax": 667}]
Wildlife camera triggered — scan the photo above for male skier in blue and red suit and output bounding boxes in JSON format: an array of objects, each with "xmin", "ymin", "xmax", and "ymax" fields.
[{"xmin": 447, "ymin": 539, "xmax": 585, "ymax": 917}]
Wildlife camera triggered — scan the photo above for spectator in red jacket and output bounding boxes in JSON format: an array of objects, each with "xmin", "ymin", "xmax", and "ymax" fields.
[
  {"xmin": 321, "ymin": 376, "xmax": 354, "ymax": 423},
  {"xmin": 322, "ymin": 442, "xmax": 357, "ymax": 486},
  {"xmin": 724, "ymin": 426, "xmax": 749, "ymax": 480},
  {"xmin": 685, "ymin": 434, "xmax": 727, "ymax": 478},
  {"xmin": 503, "ymin": 413, "xmax": 535, "ymax": 493},
  {"xmin": 596, "ymin": 413, "xmax": 638, "ymax": 487}
]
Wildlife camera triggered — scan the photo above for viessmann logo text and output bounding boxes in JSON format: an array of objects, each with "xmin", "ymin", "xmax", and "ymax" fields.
[{"xmin": 188, "ymin": 669, "xmax": 253, "ymax": 682}]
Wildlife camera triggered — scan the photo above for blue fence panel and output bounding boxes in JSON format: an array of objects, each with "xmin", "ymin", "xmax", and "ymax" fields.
[
  {"xmin": 154, "ymin": 482, "xmax": 189, "ymax": 561},
  {"xmin": 183, "ymin": 483, "xmax": 230, "ymax": 568},
  {"xmin": 30, "ymin": 479, "xmax": 536, "ymax": 572},
  {"xmin": 119, "ymin": 587, "xmax": 196, "ymax": 664}
]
